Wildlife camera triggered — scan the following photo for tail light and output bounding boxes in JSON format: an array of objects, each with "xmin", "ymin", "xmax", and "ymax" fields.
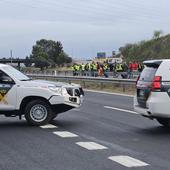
[{"xmin": 152, "ymin": 76, "xmax": 161, "ymax": 91}]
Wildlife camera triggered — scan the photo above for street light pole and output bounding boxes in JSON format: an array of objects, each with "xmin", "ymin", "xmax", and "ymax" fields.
[{"xmin": 10, "ymin": 50, "xmax": 12, "ymax": 64}]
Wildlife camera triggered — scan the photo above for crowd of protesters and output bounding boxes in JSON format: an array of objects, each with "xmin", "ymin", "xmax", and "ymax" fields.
[{"xmin": 72, "ymin": 61, "xmax": 143, "ymax": 79}]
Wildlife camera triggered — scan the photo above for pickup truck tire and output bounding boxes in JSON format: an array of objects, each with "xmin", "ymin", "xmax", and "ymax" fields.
[
  {"xmin": 24, "ymin": 99, "xmax": 53, "ymax": 126},
  {"xmin": 156, "ymin": 118, "xmax": 170, "ymax": 127}
]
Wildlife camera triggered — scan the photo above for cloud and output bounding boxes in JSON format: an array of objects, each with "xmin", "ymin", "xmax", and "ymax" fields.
[{"xmin": 0, "ymin": 0, "xmax": 170, "ymax": 58}]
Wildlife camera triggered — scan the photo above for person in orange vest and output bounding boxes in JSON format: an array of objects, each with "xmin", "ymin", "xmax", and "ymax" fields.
[{"xmin": 98, "ymin": 64, "xmax": 104, "ymax": 77}]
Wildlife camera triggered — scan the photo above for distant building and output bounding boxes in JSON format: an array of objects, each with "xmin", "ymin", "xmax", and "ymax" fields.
[{"xmin": 97, "ymin": 52, "xmax": 106, "ymax": 59}]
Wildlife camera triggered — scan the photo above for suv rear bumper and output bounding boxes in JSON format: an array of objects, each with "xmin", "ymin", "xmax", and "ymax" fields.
[{"xmin": 134, "ymin": 92, "xmax": 170, "ymax": 118}]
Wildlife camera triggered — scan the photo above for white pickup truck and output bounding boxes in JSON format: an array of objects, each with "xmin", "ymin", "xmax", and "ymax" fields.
[{"xmin": 0, "ymin": 64, "xmax": 84, "ymax": 125}]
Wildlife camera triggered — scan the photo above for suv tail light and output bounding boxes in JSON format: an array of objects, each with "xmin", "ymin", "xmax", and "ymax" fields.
[{"xmin": 152, "ymin": 76, "xmax": 161, "ymax": 91}]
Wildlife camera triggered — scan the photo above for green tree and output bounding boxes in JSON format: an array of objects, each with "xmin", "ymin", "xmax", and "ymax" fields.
[
  {"xmin": 117, "ymin": 33, "xmax": 170, "ymax": 62},
  {"xmin": 24, "ymin": 56, "xmax": 32, "ymax": 67},
  {"xmin": 34, "ymin": 55, "xmax": 50, "ymax": 71},
  {"xmin": 30, "ymin": 39, "xmax": 72, "ymax": 68},
  {"xmin": 57, "ymin": 52, "xmax": 72, "ymax": 66},
  {"xmin": 153, "ymin": 30, "xmax": 163, "ymax": 39}
]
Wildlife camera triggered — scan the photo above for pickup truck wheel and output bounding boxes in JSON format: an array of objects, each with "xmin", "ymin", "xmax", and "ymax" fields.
[
  {"xmin": 156, "ymin": 118, "xmax": 170, "ymax": 127},
  {"xmin": 25, "ymin": 100, "xmax": 53, "ymax": 126}
]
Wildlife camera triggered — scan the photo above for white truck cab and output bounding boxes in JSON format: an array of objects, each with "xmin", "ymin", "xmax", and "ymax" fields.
[
  {"xmin": 134, "ymin": 59, "xmax": 170, "ymax": 126},
  {"xmin": 0, "ymin": 64, "xmax": 84, "ymax": 125}
]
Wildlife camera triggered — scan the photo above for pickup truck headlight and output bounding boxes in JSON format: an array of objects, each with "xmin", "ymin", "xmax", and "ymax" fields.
[{"xmin": 48, "ymin": 86, "xmax": 62, "ymax": 94}]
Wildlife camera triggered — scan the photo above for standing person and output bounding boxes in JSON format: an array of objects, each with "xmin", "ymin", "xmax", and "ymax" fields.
[
  {"xmin": 128, "ymin": 62, "xmax": 133, "ymax": 79},
  {"xmin": 138, "ymin": 62, "xmax": 143, "ymax": 72},
  {"xmin": 85, "ymin": 63, "xmax": 89, "ymax": 76},
  {"xmin": 134, "ymin": 61, "xmax": 138, "ymax": 71},
  {"xmin": 113, "ymin": 62, "xmax": 117, "ymax": 77},
  {"xmin": 109, "ymin": 63, "xmax": 113, "ymax": 72},
  {"xmin": 96, "ymin": 62, "xmax": 100, "ymax": 77},
  {"xmin": 81, "ymin": 63, "xmax": 85, "ymax": 76},
  {"xmin": 93, "ymin": 62, "xmax": 98, "ymax": 77},
  {"xmin": 121, "ymin": 62, "xmax": 129, "ymax": 79},
  {"xmin": 73, "ymin": 64, "xmax": 77, "ymax": 76},
  {"xmin": 116, "ymin": 63, "xmax": 123, "ymax": 72},
  {"xmin": 76, "ymin": 64, "xmax": 81, "ymax": 76},
  {"xmin": 98, "ymin": 64, "xmax": 104, "ymax": 77},
  {"xmin": 90, "ymin": 62, "xmax": 95, "ymax": 77},
  {"xmin": 129, "ymin": 62, "xmax": 132, "ymax": 72},
  {"xmin": 122, "ymin": 62, "xmax": 128, "ymax": 72}
]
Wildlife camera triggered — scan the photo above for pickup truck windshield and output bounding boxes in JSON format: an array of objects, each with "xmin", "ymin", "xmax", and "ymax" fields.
[{"xmin": 3, "ymin": 66, "xmax": 30, "ymax": 81}]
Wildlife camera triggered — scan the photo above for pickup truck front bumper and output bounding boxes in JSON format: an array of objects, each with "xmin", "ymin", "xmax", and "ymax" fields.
[{"xmin": 49, "ymin": 87, "xmax": 84, "ymax": 108}]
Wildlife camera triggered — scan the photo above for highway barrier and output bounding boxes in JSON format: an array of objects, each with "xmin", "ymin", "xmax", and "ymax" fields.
[
  {"xmin": 28, "ymin": 74, "xmax": 136, "ymax": 93},
  {"xmin": 25, "ymin": 70, "xmax": 140, "ymax": 79}
]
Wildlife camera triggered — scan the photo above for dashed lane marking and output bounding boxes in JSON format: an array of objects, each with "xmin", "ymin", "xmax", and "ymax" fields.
[
  {"xmin": 104, "ymin": 106, "xmax": 137, "ymax": 114},
  {"xmin": 108, "ymin": 156, "xmax": 149, "ymax": 168},
  {"xmin": 53, "ymin": 131, "xmax": 78, "ymax": 138},
  {"xmin": 40, "ymin": 124, "xmax": 58, "ymax": 129},
  {"xmin": 76, "ymin": 142, "xmax": 108, "ymax": 150}
]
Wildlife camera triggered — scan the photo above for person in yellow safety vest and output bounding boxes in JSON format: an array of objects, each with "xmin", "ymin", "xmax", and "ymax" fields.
[
  {"xmin": 81, "ymin": 63, "xmax": 85, "ymax": 76},
  {"xmin": 72, "ymin": 64, "xmax": 77, "ymax": 76},
  {"xmin": 104, "ymin": 63, "xmax": 109, "ymax": 71},
  {"xmin": 116, "ymin": 63, "xmax": 123, "ymax": 72},
  {"xmin": 76, "ymin": 64, "xmax": 81, "ymax": 75},
  {"xmin": 93, "ymin": 63, "xmax": 97, "ymax": 71},
  {"xmin": 90, "ymin": 62, "xmax": 95, "ymax": 76}
]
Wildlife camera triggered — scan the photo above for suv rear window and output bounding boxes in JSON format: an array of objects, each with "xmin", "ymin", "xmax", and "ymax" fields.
[{"xmin": 139, "ymin": 66, "xmax": 157, "ymax": 82}]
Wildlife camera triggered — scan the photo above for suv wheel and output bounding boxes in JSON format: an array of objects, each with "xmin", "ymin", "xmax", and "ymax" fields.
[
  {"xmin": 25, "ymin": 99, "xmax": 53, "ymax": 126},
  {"xmin": 156, "ymin": 118, "xmax": 170, "ymax": 127}
]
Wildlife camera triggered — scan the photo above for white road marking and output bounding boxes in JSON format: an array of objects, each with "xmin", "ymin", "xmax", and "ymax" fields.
[
  {"xmin": 53, "ymin": 131, "xmax": 78, "ymax": 138},
  {"xmin": 108, "ymin": 156, "xmax": 149, "ymax": 168},
  {"xmin": 85, "ymin": 89, "xmax": 133, "ymax": 97},
  {"xmin": 104, "ymin": 106, "xmax": 137, "ymax": 114},
  {"xmin": 76, "ymin": 142, "xmax": 108, "ymax": 150},
  {"xmin": 40, "ymin": 124, "xmax": 58, "ymax": 129}
]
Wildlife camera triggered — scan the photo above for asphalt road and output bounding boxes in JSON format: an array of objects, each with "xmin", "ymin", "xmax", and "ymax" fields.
[{"xmin": 0, "ymin": 91, "xmax": 170, "ymax": 170}]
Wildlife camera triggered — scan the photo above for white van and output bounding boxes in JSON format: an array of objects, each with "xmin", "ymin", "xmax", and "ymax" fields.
[
  {"xmin": 0, "ymin": 64, "xmax": 84, "ymax": 126},
  {"xmin": 134, "ymin": 59, "xmax": 170, "ymax": 126}
]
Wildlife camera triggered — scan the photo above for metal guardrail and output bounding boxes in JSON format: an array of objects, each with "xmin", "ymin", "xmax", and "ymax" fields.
[
  {"xmin": 25, "ymin": 70, "xmax": 140, "ymax": 78},
  {"xmin": 27, "ymin": 74, "xmax": 136, "ymax": 92}
]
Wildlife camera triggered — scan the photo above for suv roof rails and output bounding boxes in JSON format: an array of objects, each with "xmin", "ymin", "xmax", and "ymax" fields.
[{"xmin": 143, "ymin": 60, "xmax": 163, "ymax": 68}]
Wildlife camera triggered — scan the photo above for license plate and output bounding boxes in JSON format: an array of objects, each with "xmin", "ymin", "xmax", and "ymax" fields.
[{"xmin": 139, "ymin": 90, "xmax": 144, "ymax": 96}]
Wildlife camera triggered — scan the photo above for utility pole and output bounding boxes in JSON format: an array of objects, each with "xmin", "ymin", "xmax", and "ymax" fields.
[{"xmin": 10, "ymin": 50, "xmax": 12, "ymax": 64}]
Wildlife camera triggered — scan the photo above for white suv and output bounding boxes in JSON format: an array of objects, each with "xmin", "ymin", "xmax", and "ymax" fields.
[
  {"xmin": 0, "ymin": 64, "xmax": 84, "ymax": 126},
  {"xmin": 134, "ymin": 59, "xmax": 170, "ymax": 127}
]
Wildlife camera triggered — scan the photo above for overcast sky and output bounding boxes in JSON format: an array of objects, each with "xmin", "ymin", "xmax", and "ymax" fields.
[{"xmin": 0, "ymin": 0, "xmax": 169, "ymax": 59}]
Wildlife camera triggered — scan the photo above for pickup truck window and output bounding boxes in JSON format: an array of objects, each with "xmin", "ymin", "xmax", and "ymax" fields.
[
  {"xmin": 3, "ymin": 66, "xmax": 30, "ymax": 81},
  {"xmin": 0, "ymin": 70, "xmax": 15, "ymax": 84}
]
